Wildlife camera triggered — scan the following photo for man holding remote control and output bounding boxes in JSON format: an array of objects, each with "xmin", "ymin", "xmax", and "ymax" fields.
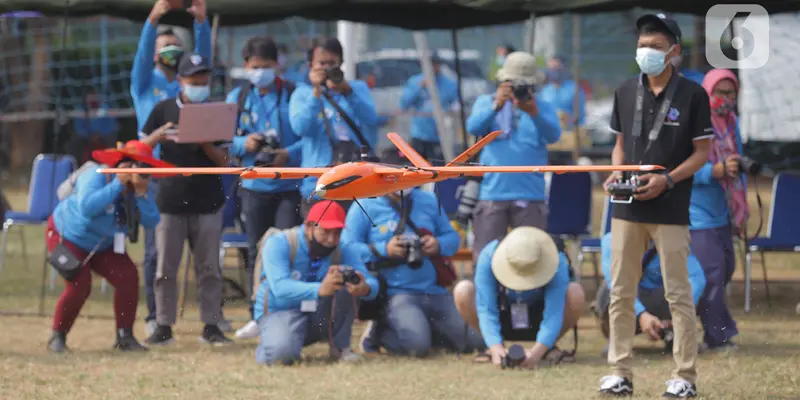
[{"xmin": 598, "ymin": 14, "xmax": 712, "ymax": 399}]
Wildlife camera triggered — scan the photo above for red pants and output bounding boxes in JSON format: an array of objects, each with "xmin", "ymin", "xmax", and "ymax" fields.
[{"xmin": 46, "ymin": 217, "xmax": 139, "ymax": 333}]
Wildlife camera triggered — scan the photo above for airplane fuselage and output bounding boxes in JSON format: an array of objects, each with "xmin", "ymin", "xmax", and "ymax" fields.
[{"xmin": 311, "ymin": 162, "xmax": 448, "ymax": 200}]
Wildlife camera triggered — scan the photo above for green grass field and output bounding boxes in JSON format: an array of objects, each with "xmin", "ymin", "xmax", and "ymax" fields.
[{"xmin": 1, "ymin": 182, "xmax": 799, "ymax": 399}]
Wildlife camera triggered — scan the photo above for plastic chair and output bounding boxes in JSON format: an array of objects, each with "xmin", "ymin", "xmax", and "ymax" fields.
[
  {"xmin": 0, "ymin": 155, "xmax": 76, "ymax": 276},
  {"xmin": 744, "ymin": 173, "xmax": 800, "ymax": 313},
  {"xmin": 575, "ymin": 196, "xmax": 612, "ymax": 288},
  {"xmin": 546, "ymin": 172, "xmax": 593, "ymax": 282}
]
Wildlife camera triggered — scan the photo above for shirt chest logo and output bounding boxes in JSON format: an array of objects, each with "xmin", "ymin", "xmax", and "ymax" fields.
[
  {"xmin": 664, "ymin": 107, "xmax": 681, "ymax": 126},
  {"xmin": 290, "ymin": 270, "xmax": 303, "ymax": 280}
]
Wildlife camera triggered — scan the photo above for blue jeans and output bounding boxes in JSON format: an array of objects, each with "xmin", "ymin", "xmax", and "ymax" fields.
[
  {"xmin": 370, "ymin": 292, "xmax": 485, "ymax": 357},
  {"xmin": 691, "ymin": 226, "xmax": 738, "ymax": 347},
  {"xmin": 143, "ymin": 181, "xmax": 159, "ymax": 322},
  {"xmin": 241, "ymin": 189, "xmax": 301, "ymax": 319},
  {"xmin": 255, "ymin": 289, "xmax": 354, "ymax": 365}
]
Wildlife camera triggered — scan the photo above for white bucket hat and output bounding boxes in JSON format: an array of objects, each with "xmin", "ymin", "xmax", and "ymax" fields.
[
  {"xmin": 496, "ymin": 51, "xmax": 543, "ymax": 85},
  {"xmin": 491, "ymin": 226, "xmax": 560, "ymax": 291}
]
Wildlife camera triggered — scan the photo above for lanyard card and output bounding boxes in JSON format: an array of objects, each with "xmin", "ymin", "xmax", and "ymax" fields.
[
  {"xmin": 510, "ymin": 303, "xmax": 530, "ymax": 330},
  {"xmin": 113, "ymin": 232, "xmax": 126, "ymax": 255},
  {"xmin": 300, "ymin": 300, "xmax": 317, "ymax": 313}
]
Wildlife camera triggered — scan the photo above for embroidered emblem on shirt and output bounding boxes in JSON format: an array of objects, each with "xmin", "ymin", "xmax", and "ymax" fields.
[
  {"xmin": 290, "ymin": 270, "xmax": 303, "ymax": 280},
  {"xmin": 665, "ymin": 107, "xmax": 681, "ymax": 126}
]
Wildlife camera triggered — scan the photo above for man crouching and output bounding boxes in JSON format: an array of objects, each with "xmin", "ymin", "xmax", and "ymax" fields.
[
  {"xmin": 254, "ymin": 200, "xmax": 379, "ymax": 365},
  {"xmin": 453, "ymin": 227, "xmax": 585, "ymax": 369}
]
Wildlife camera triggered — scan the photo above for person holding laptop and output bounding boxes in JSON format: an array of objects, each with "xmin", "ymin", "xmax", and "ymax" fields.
[{"xmin": 140, "ymin": 53, "xmax": 234, "ymax": 347}]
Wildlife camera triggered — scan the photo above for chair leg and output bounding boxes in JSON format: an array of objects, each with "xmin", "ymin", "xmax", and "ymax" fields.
[
  {"xmin": 0, "ymin": 222, "xmax": 10, "ymax": 274},
  {"xmin": 759, "ymin": 250, "xmax": 771, "ymax": 307},
  {"xmin": 591, "ymin": 252, "xmax": 601, "ymax": 289},
  {"xmin": 575, "ymin": 250, "xmax": 585, "ymax": 285},
  {"xmin": 179, "ymin": 249, "xmax": 192, "ymax": 319},
  {"xmin": 744, "ymin": 249, "xmax": 752, "ymax": 313}
]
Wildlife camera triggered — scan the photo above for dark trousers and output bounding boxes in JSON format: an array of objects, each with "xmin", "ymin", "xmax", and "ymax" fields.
[
  {"xmin": 690, "ymin": 226, "xmax": 738, "ymax": 347},
  {"xmin": 242, "ymin": 188, "xmax": 302, "ymax": 319},
  {"xmin": 410, "ymin": 138, "xmax": 444, "ymax": 165},
  {"xmin": 143, "ymin": 181, "xmax": 159, "ymax": 322}
]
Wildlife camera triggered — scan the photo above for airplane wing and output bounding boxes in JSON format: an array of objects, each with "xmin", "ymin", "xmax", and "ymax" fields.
[
  {"xmin": 426, "ymin": 164, "xmax": 665, "ymax": 176},
  {"xmin": 386, "ymin": 132, "xmax": 432, "ymax": 168},
  {"xmin": 98, "ymin": 167, "xmax": 331, "ymax": 179}
]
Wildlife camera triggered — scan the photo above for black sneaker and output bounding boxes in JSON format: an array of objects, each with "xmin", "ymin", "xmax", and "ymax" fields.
[
  {"xmin": 663, "ymin": 379, "xmax": 697, "ymax": 398},
  {"xmin": 200, "ymin": 324, "xmax": 233, "ymax": 346},
  {"xmin": 114, "ymin": 328, "xmax": 148, "ymax": 352},
  {"xmin": 47, "ymin": 331, "xmax": 68, "ymax": 353},
  {"xmin": 145, "ymin": 324, "xmax": 174, "ymax": 346},
  {"xmin": 599, "ymin": 376, "xmax": 634, "ymax": 396}
]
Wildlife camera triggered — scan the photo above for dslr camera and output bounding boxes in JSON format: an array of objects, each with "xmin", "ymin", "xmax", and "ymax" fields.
[
  {"xmin": 401, "ymin": 235, "xmax": 424, "ymax": 269},
  {"xmin": 500, "ymin": 344, "xmax": 526, "ymax": 369},
  {"xmin": 736, "ymin": 156, "xmax": 762, "ymax": 175},
  {"xmin": 511, "ymin": 83, "xmax": 534, "ymax": 103},
  {"xmin": 341, "ymin": 266, "xmax": 362, "ymax": 285},
  {"xmin": 607, "ymin": 172, "xmax": 646, "ymax": 204},
  {"xmin": 253, "ymin": 132, "xmax": 281, "ymax": 167},
  {"xmin": 324, "ymin": 66, "xmax": 345, "ymax": 85}
]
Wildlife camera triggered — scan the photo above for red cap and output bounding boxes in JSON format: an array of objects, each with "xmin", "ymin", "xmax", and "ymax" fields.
[
  {"xmin": 306, "ymin": 200, "xmax": 346, "ymax": 229},
  {"xmin": 92, "ymin": 140, "xmax": 174, "ymax": 169}
]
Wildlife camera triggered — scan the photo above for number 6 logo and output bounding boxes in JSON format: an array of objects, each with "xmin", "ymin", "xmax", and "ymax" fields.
[{"xmin": 705, "ymin": 4, "xmax": 770, "ymax": 69}]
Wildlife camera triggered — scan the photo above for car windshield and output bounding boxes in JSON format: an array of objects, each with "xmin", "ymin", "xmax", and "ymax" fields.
[{"xmin": 356, "ymin": 58, "xmax": 484, "ymax": 88}]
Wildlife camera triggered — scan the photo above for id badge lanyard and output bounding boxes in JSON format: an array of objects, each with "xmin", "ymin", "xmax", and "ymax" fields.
[
  {"xmin": 508, "ymin": 289, "xmax": 530, "ymax": 330},
  {"xmin": 630, "ymin": 73, "xmax": 680, "ymax": 163}
]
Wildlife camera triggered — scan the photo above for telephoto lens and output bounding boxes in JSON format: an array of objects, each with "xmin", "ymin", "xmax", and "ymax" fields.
[
  {"xmin": 501, "ymin": 344, "xmax": 526, "ymax": 369},
  {"xmin": 325, "ymin": 67, "xmax": 345, "ymax": 84}
]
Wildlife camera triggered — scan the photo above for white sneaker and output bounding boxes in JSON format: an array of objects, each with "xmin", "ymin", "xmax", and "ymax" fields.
[
  {"xmin": 330, "ymin": 347, "xmax": 362, "ymax": 363},
  {"xmin": 218, "ymin": 319, "xmax": 234, "ymax": 333},
  {"xmin": 663, "ymin": 379, "xmax": 697, "ymax": 398},
  {"xmin": 234, "ymin": 320, "xmax": 260, "ymax": 339},
  {"xmin": 145, "ymin": 320, "xmax": 158, "ymax": 337}
]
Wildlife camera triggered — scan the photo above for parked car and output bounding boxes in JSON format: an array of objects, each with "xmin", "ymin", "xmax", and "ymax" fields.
[{"xmin": 354, "ymin": 48, "xmax": 492, "ymax": 151}]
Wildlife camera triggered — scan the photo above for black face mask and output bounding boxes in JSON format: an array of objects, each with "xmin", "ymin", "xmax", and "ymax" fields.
[{"xmin": 308, "ymin": 234, "xmax": 336, "ymax": 260}]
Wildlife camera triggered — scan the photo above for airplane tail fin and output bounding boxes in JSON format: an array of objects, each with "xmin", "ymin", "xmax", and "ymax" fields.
[
  {"xmin": 386, "ymin": 132, "xmax": 432, "ymax": 168},
  {"xmin": 446, "ymin": 130, "xmax": 502, "ymax": 166}
]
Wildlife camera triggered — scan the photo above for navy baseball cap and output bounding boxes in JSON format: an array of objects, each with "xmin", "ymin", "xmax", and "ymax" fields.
[
  {"xmin": 636, "ymin": 13, "xmax": 682, "ymax": 43},
  {"xmin": 178, "ymin": 53, "xmax": 212, "ymax": 77}
]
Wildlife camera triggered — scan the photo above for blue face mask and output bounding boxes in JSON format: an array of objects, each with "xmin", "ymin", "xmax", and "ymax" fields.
[
  {"xmin": 545, "ymin": 68, "xmax": 566, "ymax": 82},
  {"xmin": 636, "ymin": 46, "xmax": 674, "ymax": 76},
  {"xmin": 182, "ymin": 84, "xmax": 210, "ymax": 103},
  {"xmin": 496, "ymin": 55, "xmax": 506, "ymax": 65},
  {"xmin": 249, "ymin": 68, "xmax": 276, "ymax": 88}
]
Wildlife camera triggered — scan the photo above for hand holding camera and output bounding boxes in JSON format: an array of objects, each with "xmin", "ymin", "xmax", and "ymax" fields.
[
  {"xmin": 500, "ymin": 344, "xmax": 527, "ymax": 369},
  {"xmin": 131, "ymin": 173, "xmax": 150, "ymax": 196},
  {"xmin": 420, "ymin": 234, "xmax": 440, "ymax": 257},
  {"xmin": 244, "ymin": 133, "xmax": 264, "ymax": 153},
  {"xmin": 386, "ymin": 235, "xmax": 408, "ymax": 259},
  {"xmin": 117, "ymin": 173, "xmax": 133, "ymax": 186},
  {"xmin": 149, "ymin": 0, "xmax": 172, "ymax": 23},
  {"xmin": 489, "ymin": 344, "xmax": 508, "ymax": 366},
  {"xmin": 341, "ymin": 267, "xmax": 370, "ymax": 298},
  {"xmin": 318, "ymin": 265, "xmax": 344, "ymax": 297},
  {"xmin": 511, "ymin": 83, "xmax": 538, "ymax": 115},
  {"xmin": 494, "ymin": 82, "xmax": 512, "ymax": 108},
  {"xmin": 185, "ymin": 0, "xmax": 207, "ymax": 22}
]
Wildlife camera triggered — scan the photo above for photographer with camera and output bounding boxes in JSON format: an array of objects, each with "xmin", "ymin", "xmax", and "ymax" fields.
[
  {"xmin": 288, "ymin": 37, "xmax": 379, "ymax": 218},
  {"xmin": 131, "ymin": 0, "xmax": 210, "ymax": 338},
  {"xmin": 225, "ymin": 36, "xmax": 304, "ymax": 340},
  {"xmin": 342, "ymin": 154, "xmax": 484, "ymax": 357},
  {"xmin": 398, "ymin": 51, "xmax": 459, "ymax": 163},
  {"xmin": 465, "ymin": 51, "xmax": 561, "ymax": 266},
  {"xmin": 592, "ymin": 232, "xmax": 706, "ymax": 356},
  {"xmin": 688, "ymin": 68, "xmax": 748, "ymax": 352},
  {"xmin": 599, "ymin": 15, "xmax": 713, "ymax": 398},
  {"xmin": 254, "ymin": 201, "xmax": 378, "ymax": 365},
  {"xmin": 44, "ymin": 141, "xmax": 166, "ymax": 353},
  {"xmin": 453, "ymin": 227, "xmax": 584, "ymax": 369}
]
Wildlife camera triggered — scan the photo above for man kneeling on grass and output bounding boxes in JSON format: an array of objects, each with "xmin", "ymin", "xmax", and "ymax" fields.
[
  {"xmin": 453, "ymin": 226, "xmax": 585, "ymax": 368},
  {"xmin": 254, "ymin": 200, "xmax": 378, "ymax": 365},
  {"xmin": 592, "ymin": 232, "xmax": 706, "ymax": 355}
]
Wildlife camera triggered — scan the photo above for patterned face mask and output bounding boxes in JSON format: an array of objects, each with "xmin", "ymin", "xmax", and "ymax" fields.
[{"xmin": 157, "ymin": 45, "xmax": 184, "ymax": 70}]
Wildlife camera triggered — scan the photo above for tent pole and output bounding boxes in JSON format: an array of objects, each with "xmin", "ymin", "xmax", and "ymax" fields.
[
  {"xmin": 571, "ymin": 13, "xmax": 582, "ymax": 162},
  {"xmin": 413, "ymin": 32, "xmax": 453, "ymax": 162},
  {"xmin": 524, "ymin": 13, "xmax": 537, "ymax": 54},
  {"xmin": 450, "ymin": 28, "xmax": 468, "ymax": 149}
]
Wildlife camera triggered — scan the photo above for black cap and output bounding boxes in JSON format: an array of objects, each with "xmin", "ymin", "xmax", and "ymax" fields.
[
  {"xmin": 636, "ymin": 13, "xmax": 682, "ymax": 43},
  {"xmin": 178, "ymin": 53, "xmax": 212, "ymax": 77}
]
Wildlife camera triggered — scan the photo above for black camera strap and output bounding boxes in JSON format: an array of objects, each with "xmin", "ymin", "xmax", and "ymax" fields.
[
  {"xmin": 322, "ymin": 90, "xmax": 373, "ymax": 153},
  {"xmin": 368, "ymin": 196, "xmax": 413, "ymax": 265},
  {"xmin": 631, "ymin": 72, "xmax": 680, "ymax": 163}
]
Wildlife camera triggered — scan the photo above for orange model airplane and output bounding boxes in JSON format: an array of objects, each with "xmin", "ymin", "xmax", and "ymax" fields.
[{"xmin": 99, "ymin": 130, "xmax": 663, "ymax": 202}]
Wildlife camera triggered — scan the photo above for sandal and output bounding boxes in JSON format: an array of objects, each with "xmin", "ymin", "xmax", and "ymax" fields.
[{"xmin": 473, "ymin": 351, "xmax": 492, "ymax": 364}]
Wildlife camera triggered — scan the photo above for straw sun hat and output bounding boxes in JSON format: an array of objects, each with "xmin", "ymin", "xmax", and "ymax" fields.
[{"xmin": 492, "ymin": 226, "xmax": 560, "ymax": 291}]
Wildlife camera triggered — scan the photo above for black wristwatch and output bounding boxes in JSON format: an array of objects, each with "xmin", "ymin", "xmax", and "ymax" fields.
[{"xmin": 664, "ymin": 173, "xmax": 675, "ymax": 190}]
